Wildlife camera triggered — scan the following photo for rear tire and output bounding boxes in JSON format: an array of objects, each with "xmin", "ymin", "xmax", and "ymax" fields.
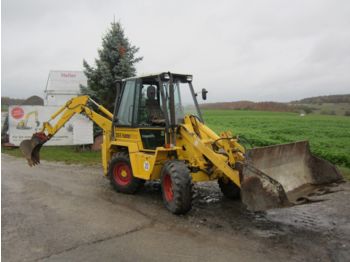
[
  {"xmin": 218, "ymin": 178, "xmax": 241, "ymax": 200},
  {"xmin": 160, "ymin": 161, "xmax": 192, "ymax": 214},
  {"xmin": 108, "ymin": 152, "xmax": 144, "ymax": 194}
]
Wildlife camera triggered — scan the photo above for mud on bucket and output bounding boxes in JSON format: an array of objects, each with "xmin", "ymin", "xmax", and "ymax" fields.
[
  {"xmin": 20, "ymin": 132, "xmax": 49, "ymax": 167},
  {"xmin": 240, "ymin": 141, "xmax": 343, "ymax": 211}
]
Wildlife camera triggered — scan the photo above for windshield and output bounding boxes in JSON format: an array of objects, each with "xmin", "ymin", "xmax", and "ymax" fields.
[{"xmin": 161, "ymin": 79, "xmax": 201, "ymax": 124}]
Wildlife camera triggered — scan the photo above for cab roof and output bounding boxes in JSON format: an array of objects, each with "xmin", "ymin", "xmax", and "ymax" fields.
[{"xmin": 123, "ymin": 72, "xmax": 192, "ymax": 82}]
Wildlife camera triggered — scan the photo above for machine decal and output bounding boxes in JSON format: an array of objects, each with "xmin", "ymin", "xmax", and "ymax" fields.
[{"xmin": 143, "ymin": 160, "xmax": 150, "ymax": 171}]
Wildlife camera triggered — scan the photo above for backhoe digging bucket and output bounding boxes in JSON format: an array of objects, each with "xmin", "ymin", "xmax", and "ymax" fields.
[
  {"xmin": 241, "ymin": 141, "xmax": 343, "ymax": 211},
  {"xmin": 19, "ymin": 133, "xmax": 49, "ymax": 167}
]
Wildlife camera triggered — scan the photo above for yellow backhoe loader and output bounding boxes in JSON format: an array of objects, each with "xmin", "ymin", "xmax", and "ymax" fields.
[{"xmin": 20, "ymin": 73, "xmax": 343, "ymax": 213}]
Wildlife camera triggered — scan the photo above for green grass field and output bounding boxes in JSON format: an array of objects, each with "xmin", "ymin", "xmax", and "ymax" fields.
[
  {"xmin": 203, "ymin": 110, "xmax": 350, "ymax": 168},
  {"xmin": 3, "ymin": 109, "xmax": 350, "ymax": 179},
  {"xmin": 203, "ymin": 109, "xmax": 350, "ymax": 179}
]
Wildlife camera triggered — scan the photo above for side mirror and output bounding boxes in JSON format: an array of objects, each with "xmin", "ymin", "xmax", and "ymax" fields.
[{"xmin": 201, "ymin": 88, "xmax": 208, "ymax": 100}]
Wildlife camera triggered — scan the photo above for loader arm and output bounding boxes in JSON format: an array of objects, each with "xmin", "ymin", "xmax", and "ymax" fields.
[
  {"xmin": 177, "ymin": 115, "xmax": 245, "ymax": 187},
  {"xmin": 20, "ymin": 95, "xmax": 113, "ymax": 166}
]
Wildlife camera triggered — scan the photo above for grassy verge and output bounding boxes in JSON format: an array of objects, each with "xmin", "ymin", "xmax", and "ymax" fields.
[
  {"xmin": 2, "ymin": 146, "xmax": 101, "ymax": 165},
  {"xmin": 338, "ymin": 166, "xmax": 350, "ymax": 181}
]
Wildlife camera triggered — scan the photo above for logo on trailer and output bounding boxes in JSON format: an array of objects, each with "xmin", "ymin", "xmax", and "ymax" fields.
[
  {"xmin": 143, "ymin": 160, "xmax": 150, "ymax": 171},
  {"xmin": 11, "ymin": 107, "xmax": 24, "ymax": 119},
  {"xmin": 61, "ymin": 72, "xmax": 76, "ymax": 78}
]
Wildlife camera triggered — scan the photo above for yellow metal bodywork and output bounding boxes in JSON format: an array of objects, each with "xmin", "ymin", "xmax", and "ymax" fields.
[
  {"xmin": 37, "ymin": 96, "xmax": 247, "ymax": 188},
  {"xmin": 110, "ymin": 127, "xmax": 178, "ymax": 180},
  {"xmin": 111, "ymin": 115, "xmax": 245, "ymax": 186},
  {"xmin": 176, "ymin": 116, "xmax": 245, "ymax": 186}
]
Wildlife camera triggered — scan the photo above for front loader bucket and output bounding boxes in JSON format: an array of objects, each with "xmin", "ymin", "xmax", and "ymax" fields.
[
  {"xmin": 19, "ymin": 133, "xmax": 49, "ymax": 167},
  {"xmin": 241, "ymin": 141, "xmax": 343, "ymax": 211}
]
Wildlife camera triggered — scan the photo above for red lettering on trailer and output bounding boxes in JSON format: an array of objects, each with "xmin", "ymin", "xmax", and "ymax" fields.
[{"xmin": 61, "ymin": 73, "xmax": 76, "ymax": 78}]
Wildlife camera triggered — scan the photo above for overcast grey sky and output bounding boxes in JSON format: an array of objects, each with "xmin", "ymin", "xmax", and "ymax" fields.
[{"xmin": 2, "ymin": 0, "xmax": 350, "ymax": 102}]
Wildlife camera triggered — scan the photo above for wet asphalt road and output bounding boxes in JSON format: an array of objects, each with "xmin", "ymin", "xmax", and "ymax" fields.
[{"xmin": 2, "ymin": 154, "xmax": 350, "ymax": 262}]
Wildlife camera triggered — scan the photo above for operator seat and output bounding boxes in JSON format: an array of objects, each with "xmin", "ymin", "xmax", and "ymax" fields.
[{"xmin": 145, "ymin": 85, "xmax": 164, "ymax": 124}]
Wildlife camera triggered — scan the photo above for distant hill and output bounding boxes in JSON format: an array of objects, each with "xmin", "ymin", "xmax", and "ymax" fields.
[
  {"xmin": 1, "ymin": 96, "xmax": 44, "ymax": 106},
  {"xmin": 200, "ymin": 101, "xmax": 294, "ymax": 112},
  {"xmin": 1, "ymin": 96, "xmax": 44, "ymax": 112},
  {"xmin": 200, "ymin": 94, "xmax": 350, "ymax": 116},
  {"xmin": 1, "ymin": 97, "xmax": 26, "ymax": 106},
  {"xmin": 290, "ymin": 94, "xmax": 350, "ymax": 116},
  {"xmin": 2, "ymin": 94, "xmax": 349, "ymax": 116},
  {"xmin": 291, "ymin": 94, "xmax": 350, "ymax": 104}
]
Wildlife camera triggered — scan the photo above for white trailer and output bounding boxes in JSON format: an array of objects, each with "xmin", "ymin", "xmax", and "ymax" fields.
[
  {"xmin": 41, "ymin": 70, "xmax": 93, "ymax": 145},
  {"xmin": 8, "ymin": 105, "xmax": 93, "ymax": 146},
  {"xmin": 45, "ymin": 71, "xmax": 87, "ymax": 106}
]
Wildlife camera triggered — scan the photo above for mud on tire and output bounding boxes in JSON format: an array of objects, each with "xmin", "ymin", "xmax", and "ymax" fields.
[
  {"xmin": 160, "ymin": 161, "xmax": 192, "ymax": 214},
  {"xmin": 108, "ymin": 152, "xmax": 144, "ymax": 194},
  {"xmin": 218, "ymin": 178, "xmax": 241, "ymax": 200}
]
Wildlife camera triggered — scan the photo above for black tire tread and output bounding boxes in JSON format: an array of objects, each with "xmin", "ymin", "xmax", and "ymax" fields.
[
  {"xmin": 161, "ymin": 160, "xmax": 192, "ymax": 214},
  {"xmin": 108, "ymin": 152, "xmax": 144, "ymax": 194}
]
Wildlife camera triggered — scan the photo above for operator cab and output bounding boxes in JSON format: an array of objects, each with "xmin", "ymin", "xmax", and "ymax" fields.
[{"xmin": 113, "ymin": 72, "xmax": 203, "ymax": 150}]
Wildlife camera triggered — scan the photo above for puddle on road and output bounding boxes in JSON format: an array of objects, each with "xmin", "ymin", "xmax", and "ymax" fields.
[
  {"xmin": 97, "ymin": 177, "xmax": 349, "ymax": 254},
  {"xmin": 94, "ymin": 176, "xmax": 350, "ymax": 260}
]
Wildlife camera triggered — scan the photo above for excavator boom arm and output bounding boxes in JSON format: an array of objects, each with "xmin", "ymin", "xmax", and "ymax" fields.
[
  {"xmin": 42, "ymin": 96, "xmax": 112, "ymax": 137},
  {"xmin": 20, "ymin": 95, "xmax": 113, "ymax": 166}
]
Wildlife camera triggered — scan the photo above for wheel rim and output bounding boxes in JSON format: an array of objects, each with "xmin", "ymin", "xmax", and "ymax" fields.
[
  {"xmin": 163, "ymin": 173, "xmax": 174, "ymax": 202},
  {"xmin": 113, "ymin": 163, "xmax": 132, "ymax": 186}
]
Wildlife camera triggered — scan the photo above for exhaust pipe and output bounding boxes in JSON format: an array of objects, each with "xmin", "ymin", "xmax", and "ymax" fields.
[
  {"xmin": 19, "ymin": 132, "xmax": 49, "ymax": 166},
  {"xmin": 241, "ymin": 141, "xmax": 343, "ymax": 211}
]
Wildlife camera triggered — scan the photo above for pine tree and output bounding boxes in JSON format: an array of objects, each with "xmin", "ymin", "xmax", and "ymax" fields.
[{"xmin": 81, "ymin": 21, "xmax": 142, "ymax": 111}]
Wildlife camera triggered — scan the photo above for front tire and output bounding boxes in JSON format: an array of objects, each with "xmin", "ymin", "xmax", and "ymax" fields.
[
  {"xmin": 160, "ymin": 161, "xmax": 192, "ymax": 214},
  {"xmin": 108, "ymin": 152, "xmax": 144, "ymax": 194}
]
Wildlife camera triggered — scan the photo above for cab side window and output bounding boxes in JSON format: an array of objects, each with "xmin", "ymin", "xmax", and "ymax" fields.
[{"xmin": 116, "ymin": 80, "xmax": 136, "ymax": 126}]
